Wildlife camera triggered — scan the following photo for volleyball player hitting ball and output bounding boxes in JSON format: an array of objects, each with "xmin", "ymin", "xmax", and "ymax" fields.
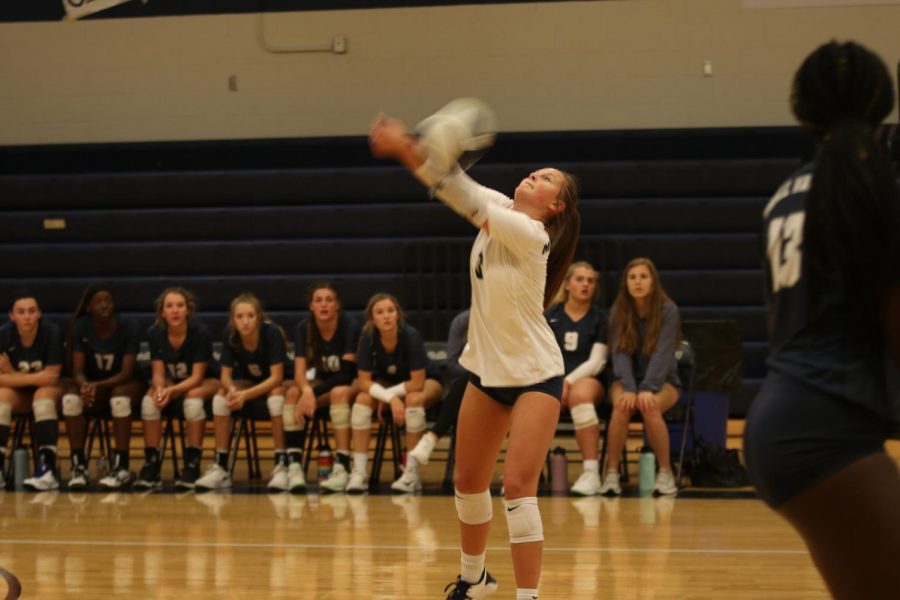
[
  {"xmin": 370, "ymin": 99, "xmax": 580, "ymax": 600},
  {"xmin": 745, "ymin": 41, "xmax": 900, "ymax": 599}
]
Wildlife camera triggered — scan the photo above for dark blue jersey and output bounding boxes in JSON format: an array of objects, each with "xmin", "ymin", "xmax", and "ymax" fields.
[
  {"xmin": 294, "ymin": 314, "xmax": 361, "ymax": 379},
  {"xmin": 72, "ymin": 316, "xmax": 140, "ymax": 380},
  {"xmin": 357, "ymin": 324, "xmax": 439, "ymax": 384},
  {"xmin": 763, "ymin": 163, "xmax": 892, "ymax": 416},
  {"xmin": 220, "ymin": 322, "xmax": 287, "ymax": 384},
  {"xmin": 146, "ymin": 320, "xmax": 212, "ymax": 383},
  {"xmin": 545, "ymin": 304, "xmax": 607, "ymax": 375},
  {"xmin": 0, "ymin": 320, "xmax": 63, "ymax": 373}
]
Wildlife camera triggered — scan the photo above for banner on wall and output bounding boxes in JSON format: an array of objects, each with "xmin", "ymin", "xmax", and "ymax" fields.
[{"xmin": 63, "ymin": 0, "xmax": 135, "ymax": 20}]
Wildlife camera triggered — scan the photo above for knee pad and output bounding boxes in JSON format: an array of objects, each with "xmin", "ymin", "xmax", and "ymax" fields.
[
  {"xmin": 141, "ymin": 395, "xmax": 160, "ymax": 420},
  {"xmin": 110, "ymin": 396, "xmax": 132, "ymax": 419},
  {"xmin": 267, "ymin": 395, "xmax": 284, "ymax": 418},
  {"xmin": 62, "ymin": 393, "xmax": 84, "ymax": 417},
  {"xmin": 33, "ymin": 397, "xmax": 58, "ymax": 422},
  {"xmin": 212, "ymin": 395, "xmax": 230, "ymax": 417},
  {"xmin": 0, "ymin": 402, "xmax": 11, "ymax": 426},
  {"xmin": 405, "ymin": 406, "xmax": 426, "ymax": 433},
  {"xmin": 351, "ymin": 403, "xmax": 373, "ymax": 431},
  {"xmin": 330, "ymin": 403, "xmax": 350, "ymax": 430},
  {"xmin": 183, "ymin": 397, "xmax": 205, "ymax": 422},
  {"xmin": 503, "ymin": 497, "xmax": 543, "ymax": 544},
  {"xmin": 454, "ymin": 489, "xmax": 492, "ymax": 525},
  {"xmin": 282, "ymin": 405, "xmax": 300, "ymax": 432},
  {"xmin": 570, "ymin": 402, "xmax": 599, "ymax": 430}
]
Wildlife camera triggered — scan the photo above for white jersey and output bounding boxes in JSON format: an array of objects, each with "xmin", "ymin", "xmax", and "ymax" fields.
[{"xmin": 415, "ymin": 162, "xmax": 565, "ymax": 387}]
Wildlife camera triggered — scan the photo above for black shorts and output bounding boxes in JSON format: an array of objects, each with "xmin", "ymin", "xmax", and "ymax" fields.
[
  {"xmin": 468, "ymin": 373, "xmax": 563, "ymax": 407},
  {"xmin": 743, "ymin": 373, "xmax": 889, "ymax": 508}
]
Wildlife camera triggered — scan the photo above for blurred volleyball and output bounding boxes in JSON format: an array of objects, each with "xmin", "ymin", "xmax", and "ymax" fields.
[{"xmin": 415, "ymin": 97, "xmax": 497, "ymax": 172}]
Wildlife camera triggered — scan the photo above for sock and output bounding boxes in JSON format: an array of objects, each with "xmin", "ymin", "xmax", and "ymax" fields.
[
  {"xmin": 460, "ymin": 551, "xmax": 485, "ymax": 584},
  {"xmin": 72, "ymin": 448, "xmax": 87, "ymax": 467},
  {"xmin": 516, "ymin": 589, "xmax": 539, "ymax": 599},
  {"xmin": 274, "ymin": 450, "xmax": 287, "ymax": 467},
  {"xmin": 215, "ymin": 450, "xmax": 229, "ymax": 469},
  {"xmin": 114, "ymin": 449, "xmax": 130, "ymax": 471},
  {"xmin": 285, "ymin": 430, "xmax": 304, "ymax": 463},
  {"xmin": 583, "ymin": 459, "xmax": 599, "ymax": 474},
  {"xmin": 0, "ymin": 448, "xmax": 6, "ymax": 473},
  {"xmin": 145, "ymin": 447, "xmax": 160, "ymax": 463},
  {"xmin": 184, "ymin": 446, "xmax": 202, "ymax": 468},
  {"xmin": 353, "ymin": 452, "xmax": 368, "ymax": 474},
  {"xmin": 38, "ymin": 446, "xmax": 57, "ymax": 472},
  {"xmin": 336, "ymin": 450, "xmax": 350, "ymax": 470},
  {"xmin": 405, "ymin": 455, "xmax": 419, "ymax": 476}
]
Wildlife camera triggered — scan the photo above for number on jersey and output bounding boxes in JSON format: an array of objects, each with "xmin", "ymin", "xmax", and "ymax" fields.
[{"xmin": 767, "ymin": 212, "xmax": 805, "ymax": 292}]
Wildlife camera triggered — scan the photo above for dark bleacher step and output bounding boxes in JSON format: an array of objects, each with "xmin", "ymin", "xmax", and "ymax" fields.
[{"xmin": 0, "ymin": 159, "xmax": 801, "ymax": 210}]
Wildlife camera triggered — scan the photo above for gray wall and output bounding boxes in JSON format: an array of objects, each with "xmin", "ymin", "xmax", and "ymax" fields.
[{"xmin": 0, "ymin": 0, "xmax": 898, "ymax": 145}]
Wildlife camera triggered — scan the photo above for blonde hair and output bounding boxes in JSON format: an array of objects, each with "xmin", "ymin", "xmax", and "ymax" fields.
[{"xmin": 552, "ymin": 260, "xmax": 599, "ymax": 306}]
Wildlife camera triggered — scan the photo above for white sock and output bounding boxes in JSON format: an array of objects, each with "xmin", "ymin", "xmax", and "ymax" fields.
[
  {"xmin": 517, "ymin": 588, "xmax": 539, "ymax": 599},
  {"xmin": 405, "ymin": 455, "xmax": 419, "ymax": 475},
  {"xmin": 583, "ymin": 459, "xmax": 599, "ymax": 474},
  {"xmin": 460, "ymin": 551, "xmax": 485, "ymax": 584},
  {"xmin": 353, "ymin": 452, "xmax": 368, "ymax": 474}
]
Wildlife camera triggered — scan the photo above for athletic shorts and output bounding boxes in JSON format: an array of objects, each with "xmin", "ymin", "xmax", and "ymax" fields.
[
  {"xmin": 743, "ymin": 372, "xmax": 888, "ymax": 508},
  {"xmin": 468, "ymin": 373, "xmax": 563, "ymax": 406}
]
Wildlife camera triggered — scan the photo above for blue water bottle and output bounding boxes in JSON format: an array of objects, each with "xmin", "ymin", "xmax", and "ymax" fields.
[{"xmin": 638, "ymin": 447, "xmax": 656, "ymax": 494}]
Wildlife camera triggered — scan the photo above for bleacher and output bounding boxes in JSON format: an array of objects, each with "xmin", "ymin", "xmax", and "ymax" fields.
[{"xmin": 0, "ymin": 127, "xmax": 815, "ymax": 416}]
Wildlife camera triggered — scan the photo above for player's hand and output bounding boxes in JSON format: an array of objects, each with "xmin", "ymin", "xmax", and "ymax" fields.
[
  {"xmin": 80, "ymin": 383, "xmax": 96, "ymax": 407},
  {"xmin": 637, "ymin": 391, "xmax": 657, "ymax": 411},
  {"xmin": 390, "ymin": 397, "xmax": 405, "ymax": 427},
  {"xmin": 369, "ymin": 113, "xmax": 411, "ymax": 159},
  {"xmin": 227, "ymin": 390, "xmax": 246, "ymax": 410},
  {"xmin": 155, "ymin": 387, "xmax": 172, "ymax": 409},
  {"xmin": 618, "ymin": 391, "xmax": 637, "ymax": 411},
  {"xmin": 298, "ymin": 387, "xmax": 316, "ymax": 419}
]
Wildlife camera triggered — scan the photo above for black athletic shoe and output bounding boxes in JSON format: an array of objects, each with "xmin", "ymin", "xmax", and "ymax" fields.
[
  {"xmin": 175, "ymin": 462, "xmax": 200, "ymax": 491},
  {"xmin": 133, "ymin": 460, "xmax": 162, "ymax": 491},
  {"xmin": 444, "ymin": 570, "xmax": 498, "ymax": 599}
]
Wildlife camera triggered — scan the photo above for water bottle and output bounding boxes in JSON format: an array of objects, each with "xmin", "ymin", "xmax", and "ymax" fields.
[
  {"xmin": 638, "ymin": 447, "xmax": 656, "ymax": 494},
  {"xmin": 316, "ymin": 445, "xmax": 333, "ymax": 481},
  {"xmin": 14, "ymin": 447, "xmax": 29, "ymax": 491},
  {"xmin": 550, "ymin": 447, "xmax": 568, "ymax": 494}
]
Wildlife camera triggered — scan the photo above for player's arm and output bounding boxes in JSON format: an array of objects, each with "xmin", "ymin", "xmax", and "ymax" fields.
[{"xmin": 92, "ymin": 354, "xmax": 137, "ymax": 389}]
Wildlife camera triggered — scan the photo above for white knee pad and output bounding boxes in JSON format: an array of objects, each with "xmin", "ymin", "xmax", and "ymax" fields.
[
  {"xmin": 267, "ymin": 395, "xmax": 284, "ymax": 418},
  {"xmin": 212, "ymin": 395, "xmax": 230, "ymax": 417},
  {"xmin": 33, "ymin": 398, "xmax": 58, "ymax": 422},
  {"xmin": 405, "ymin": 406, "xmax": 426, "ymax": 433},
  {"xmin": 570, "ymin": 403, "xmax": 599, "ymax": 430},
  {"xmin": 62, "ymin": 393, "xmax": 84, "ymax": 417},
  {"xmin": 0, "ymin": 402, "xmax": 11, "ymax": 426},
  {"xmin": 504, "ymin": 497, "xmax": 543, "ymax": 544},
  {"xmin": 141, "ymin": 395, "xmax": 160, "ymax": 420},
  {"xmin": 110, "ymin": 396, "xmax": 132, "ymax": 418},
  {"xmin": 455, "ymin": 489, "xmax": 492, "ymax": 525},
  {"xmin": 282, "ymin": 405, "xmax": 300, "ymax": 431},
  {"xmin": 183, "ymin": 397, "xmax": 205, "ymax": 422},
  {"xmin": 330, "ymin": 403, "xmax": 350, "ymax": 430},
  {"xmin": 351, "ymin": 403, "xmax": 373, "ymax": 430}
]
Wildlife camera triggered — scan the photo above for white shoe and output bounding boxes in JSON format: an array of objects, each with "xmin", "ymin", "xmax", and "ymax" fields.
[
  {"xmin": 288, "ymin": 462, "xmax": 307, "ymax": 494},
  {"xmin": 99, "ymin": 467, "xmax": 133, "ymax": 490},
  {"xmin": 570, "ymin": 470, "xmax": 601, "ymax": 496},
  {"xmin": 194, "ymin": 464, "xmax": 232, "ymax": 492},
  {"xmin": 68, "ymin": 465, "xmax": 89, "ymax": 491},
  {"xmin": 598, "ymin": 471, "xmax": 621, "ymax": 496},
  {"xmin": 409, "ymin": 433, "xmax": 437, "ymax": 466},
  {"xmin": 345, "ymin": 469, "xmax": 368, "ymax": 494},
  {"xmin": 267, "ymin": 463, "xmax": 289, "ymax": 492},
  {"xmin": 390, "ymin": 467, "xmax": 422, "ymax": 494},
  {"xmin": 24, "ymin": 469, "xmax": 59, "ymax": 492},
  {"xmin": 319, "ymin": 463, "xmax": 349, "ymax": 494},
  {"xmin": 654, "ymin": 469, "xmax": 678, "ymax": 496},
  {"xmin": 445, "ymin": 569, "xmax": 498, "ymax": 599}
]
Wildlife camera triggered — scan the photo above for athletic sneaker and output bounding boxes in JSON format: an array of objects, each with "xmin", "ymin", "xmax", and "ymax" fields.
[
  {"xmin": 267, "ymin": 463, "xmax": 289, "ymax": 492},
  {"xmin": 288, "ymin": 462, "xmax": 307, "ymax": 494},
  {"xmin": 409, "ymin": 432, "xmax": 437, "ymax": 466},
  {"xmin": 654, "ymin": 469, "xmax": 678, "ymax": 496},
  {"xmin": 598, "ymin": 471, "xmax": 621, "ymax": 496},
  {"xmin": 68, "ymin": 464, "xmax": 89, "ymax": 491},
  {"xmin": 345, "ymin": 469, "xmax": 368, "ymax": 494},
  {"xmin": 133, "ymin": 460, "xmax": 162, "ymax": 491},
  {"xmin": 24, "ymin": 469, "xmax": 59, "ymax": 492},
  {"xmin": 444, "ymin": 570, "xmax": 498, "ymax": 599},
  {"xmin": 319, "ymin": 463, "xmax": 349, "ymax": 493},
  {"xmin": 175, "ymin": 462, "xmax": 201, "ymax": 491},
  {"xmin": 390, "ymin": 467, "xmax": 422, "ymax": 494},
  {"xmin": 99, "ymin": 467, "xmax": 134, "ymax": 490},
  {"xmin": 570, "ymin": 470, "xmax": 601, "ymax": 496},
  {"xmin": 195, "ymin": 464, "xmax": 232, "ymax": 492}
]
